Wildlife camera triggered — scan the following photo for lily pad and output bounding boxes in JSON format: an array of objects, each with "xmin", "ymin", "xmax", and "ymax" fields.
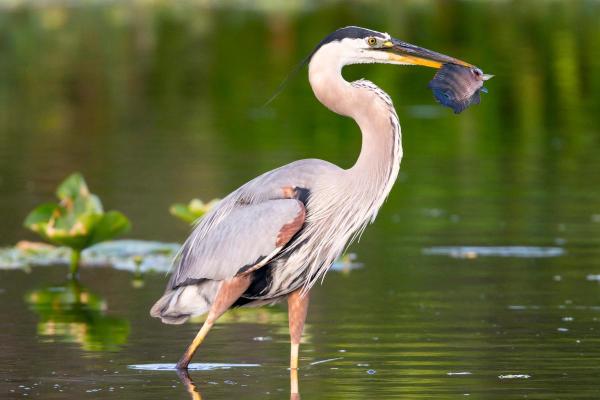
[{"xmin": 0, "ymin": 240, "xmax": 179, "ymax": 273}]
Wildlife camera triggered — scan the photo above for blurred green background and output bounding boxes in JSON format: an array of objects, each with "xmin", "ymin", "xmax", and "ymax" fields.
[
  {"xmin": 1, "ymin": 0, "xmax": 599, "ymax": 245},
  {"xmin": 1, "ymin": 1, "xmax": 600, "ymax": 399}
]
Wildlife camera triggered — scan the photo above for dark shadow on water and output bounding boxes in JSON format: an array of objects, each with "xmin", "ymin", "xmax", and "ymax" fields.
[{"xmin": 24, "ymin": 280, "xmax": 130, "ymax": 351}]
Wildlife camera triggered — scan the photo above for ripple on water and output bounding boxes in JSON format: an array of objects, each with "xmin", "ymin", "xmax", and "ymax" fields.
[
  {"xmin": 498, "ymin": 374, "xmax": 531, "ymax": 379},
  {"xmin": 422, "ymin": 246, "xmax": 565, "ymax": 258},
  {"xmin": 127, "ymin": 363, "xmax": 260, "ymax": 371}
]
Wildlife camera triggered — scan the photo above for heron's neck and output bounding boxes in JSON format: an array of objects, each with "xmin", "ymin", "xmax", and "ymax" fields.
[{"xmin": 308, "ymin": 51, "xmax": 403, "ymax": 204}]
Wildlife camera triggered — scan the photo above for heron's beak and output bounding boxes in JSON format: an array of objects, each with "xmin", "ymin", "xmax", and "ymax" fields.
[{"xmin": 382, "ymin": 38, "xmax": 473, "ymax": 69}]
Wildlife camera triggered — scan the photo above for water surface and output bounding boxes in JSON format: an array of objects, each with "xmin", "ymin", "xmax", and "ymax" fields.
[{"xmin": 1, "ymin": 1, "xmax": 600, "ymax": 399}]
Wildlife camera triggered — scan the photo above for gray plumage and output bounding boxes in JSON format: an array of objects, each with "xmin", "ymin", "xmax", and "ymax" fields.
[
  {"xmin": 151, "ymin": 26, "xmax": 485, "ymax": 373},
  {"xmin": 152, "ymin": 27, "xmax": 416, "ymax": 324}
]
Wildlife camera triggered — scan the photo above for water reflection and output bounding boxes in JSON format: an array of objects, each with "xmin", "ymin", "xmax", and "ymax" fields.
[
  {"xmin": 290, "ymin": 368, "xmax": 300, "ymax": 400},
  {"xmin": 25, "ymin": 280, "xmax": 129, "ymax": 351},
  {"xmin": 177, "ymin": 369, "xmax": 202, "ymax": 400},
  {"xmin": 175, "ymin": 368, "xmax": 301, "ymax": 400}
]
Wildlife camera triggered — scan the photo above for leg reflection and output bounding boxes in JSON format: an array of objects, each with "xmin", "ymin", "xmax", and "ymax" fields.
[
  {"xmin": 290, "ymin": 368, "xmax": 300, "ymax": 400},
  {"xmin": 176, "ymin": 369, "xmax": 202, "ymax": 400},
  {"xmin": 175, "ymin": 363, "xmax": 299, "ymax": 400}
]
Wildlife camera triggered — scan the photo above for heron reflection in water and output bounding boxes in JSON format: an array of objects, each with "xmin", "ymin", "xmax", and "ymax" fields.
[
  {"xmin": 150, "ymin": 26, "xmax": 485, "ymax": 378},
  {"xmin": 176, "ymin": 368, "xmax": 301, "ymax": 400}
]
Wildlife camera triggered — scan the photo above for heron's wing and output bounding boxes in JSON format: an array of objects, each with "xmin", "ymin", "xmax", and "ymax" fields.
[{"xmin": 169, "ymin": 198, "xmax": 305, "ymax": 288}]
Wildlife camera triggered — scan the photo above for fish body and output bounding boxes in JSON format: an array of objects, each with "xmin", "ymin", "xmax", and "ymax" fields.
[{"xmin": 428, "ymin": 63, "xmax": 492, "ymax": 113}]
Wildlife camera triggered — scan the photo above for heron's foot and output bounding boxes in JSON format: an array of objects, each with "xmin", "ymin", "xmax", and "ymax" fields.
[
  {"xmin": 176, "ymin": 362, "xmax": 189, "ymax": 370},
  {"xmin": 176, "ymin": 353, "xmax": 192, "ymax": 370}
]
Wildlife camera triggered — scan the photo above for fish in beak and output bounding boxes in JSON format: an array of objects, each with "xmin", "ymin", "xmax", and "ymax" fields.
[
  {"xmin": 429, "ymin": 64, "xmax": 493, "ymax": 114},
  {"xmin": 384, "ymin": 38, "xmax": 493, "ymax": 113}
]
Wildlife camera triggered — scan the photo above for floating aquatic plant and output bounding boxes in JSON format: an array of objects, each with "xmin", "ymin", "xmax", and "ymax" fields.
[
  {"xmin": 23, "ymin": 173, "xmax": 131, "ymax": 277},
  {"xmin": 169, "ymin": 198, "xmax": 220, "ymax": 224}
]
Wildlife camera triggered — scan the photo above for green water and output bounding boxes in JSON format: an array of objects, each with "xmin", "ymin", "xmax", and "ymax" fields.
[{"xmin": 1, "ymin": 1, "xmax": 600, "ymax": 398}]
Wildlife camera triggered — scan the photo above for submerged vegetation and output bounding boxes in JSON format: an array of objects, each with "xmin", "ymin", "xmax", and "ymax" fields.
[{"xmin": 23, "ymin": 173, "xmax": 131, "ymax": 277}]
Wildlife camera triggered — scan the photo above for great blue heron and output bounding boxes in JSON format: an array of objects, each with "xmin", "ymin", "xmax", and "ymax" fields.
[{"xmin": 151, "ymin": 26, "xmax": 477, "ymax": 371}]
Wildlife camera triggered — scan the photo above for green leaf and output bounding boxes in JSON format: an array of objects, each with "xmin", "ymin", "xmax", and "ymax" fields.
[
  {"xmin": 169, "ymin": 203, "xmax": 198, "ymax": 224},
  {"xmin": 88, "ymin": 211, "xmax": 131, "ymax": 246},
  {"xmin": 71, "ymin": 193, "xmax": 103, "ymax": 215},
  {"xmin": 44, "ymin": 213, "xmax": 96, "ymax": 249},
  {"xmin": 56, "ymin": 173, "xmax": 89, "ymax": 201},
  {"xmin": 170, "ymin": 198, "xmax": 220, "ymax": 224},
  {"xmin": 44, "ymin": 229, "xmax": 89, "ymax": 250},
  {"xmin": 24, "ymin": 203, "xmax": 58, "ymax": 233},
  {"xmin": 86, "ymin": 194, "xmax": 104, "ymax": 214},
  {"xmin": 188, "ymin": 199, "xmax": 206, "ymax": 213},
  {"xmin": 52, "ymin": 204, "xmax": 78, "ymax": 231}
]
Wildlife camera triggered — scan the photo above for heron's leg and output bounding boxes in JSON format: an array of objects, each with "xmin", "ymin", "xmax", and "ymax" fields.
[
  {"xmin": 176, "ymin": 275, "xmax": 251, "ymax": 369},
  {"xmin": 288, "ymin": 289, "xmax": 310, "ymax": 371}
]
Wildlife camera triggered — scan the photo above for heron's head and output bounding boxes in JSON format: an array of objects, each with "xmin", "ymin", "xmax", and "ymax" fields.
[{"xmin": 310, "ymin": 26, "xmax": 473, "ymax": 70}]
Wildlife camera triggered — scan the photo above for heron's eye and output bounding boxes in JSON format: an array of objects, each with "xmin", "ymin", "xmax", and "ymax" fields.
[{"xmin": 367, "ymin": 37, "xmax": 378, "ymax": 47}]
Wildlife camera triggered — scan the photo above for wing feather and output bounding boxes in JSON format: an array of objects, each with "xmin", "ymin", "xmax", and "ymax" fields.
[{"xmin": 170, "ymin": 198, "xmax": 305, "ymax": 288}]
